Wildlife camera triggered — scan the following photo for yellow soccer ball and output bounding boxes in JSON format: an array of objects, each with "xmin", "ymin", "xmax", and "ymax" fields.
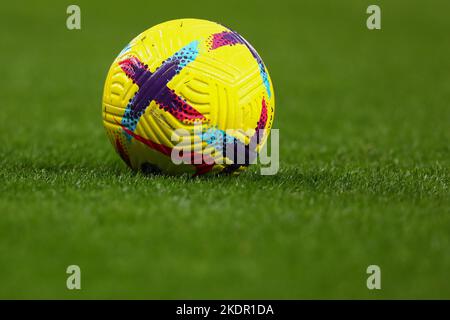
[{"xmin": 102, "ymin": 18, "xmax": 275, "ymax": 176}]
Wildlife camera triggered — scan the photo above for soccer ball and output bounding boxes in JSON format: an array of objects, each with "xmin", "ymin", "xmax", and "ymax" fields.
[{"xmin": 102, "ymin": 18, "xmax": 275, "ymax": 176}]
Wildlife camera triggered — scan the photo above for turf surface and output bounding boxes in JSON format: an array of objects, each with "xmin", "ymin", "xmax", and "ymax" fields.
[{"xmin": 0, "ymin": 0, "xmax": 449, "ymax": 298}]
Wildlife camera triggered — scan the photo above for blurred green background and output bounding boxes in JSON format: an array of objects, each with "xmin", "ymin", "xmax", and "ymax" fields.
[{"xmin": 0, "ymin": 0, "xmax": 449, "ymax": 298}]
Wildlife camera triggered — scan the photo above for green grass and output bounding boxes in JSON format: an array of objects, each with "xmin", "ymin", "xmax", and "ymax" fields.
[{"xmin": 0, "ymin": 0, "xmax": 449, "ymax": 298}]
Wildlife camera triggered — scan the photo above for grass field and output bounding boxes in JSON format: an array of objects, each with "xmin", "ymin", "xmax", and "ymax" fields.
[{"xmin": 0, "ymin": 0, "xmax": 449, "ymax": 299}]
